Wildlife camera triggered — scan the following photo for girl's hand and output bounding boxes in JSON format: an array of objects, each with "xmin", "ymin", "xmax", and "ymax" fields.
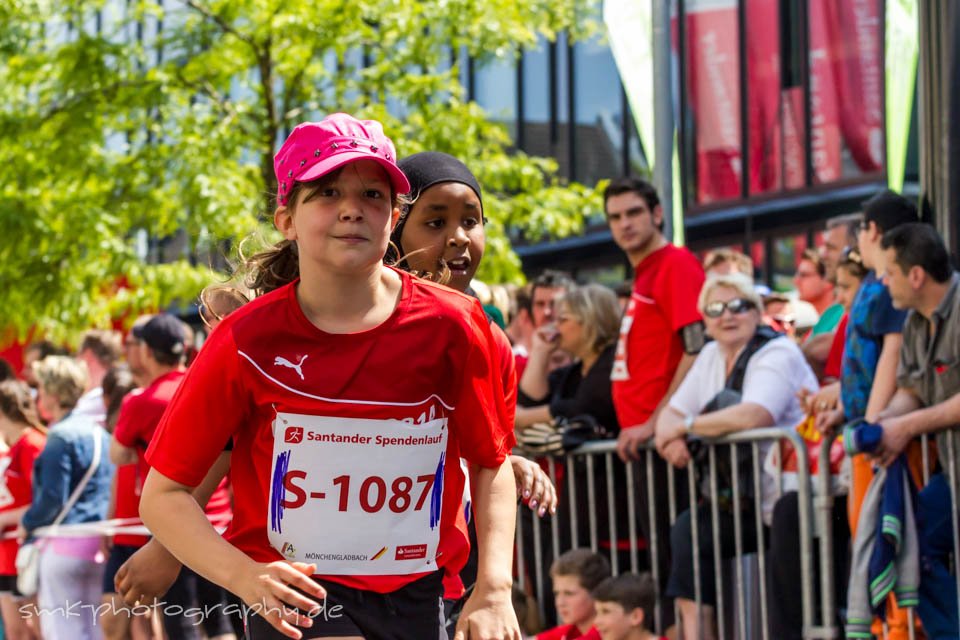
[
  {"xmin": 509, "ymin": 455, "xmax": 558, "ymax": 517},
  {"xmin": 230, "ymin": 560, "xmax": 327, "ymax": 639},
  {"xmin": 115, "ymin": 538, "xmax": 182, "ymax": 606},
  {"xmin": 454, "ymin": 585, "xmax": 522, "ymax": 640}
]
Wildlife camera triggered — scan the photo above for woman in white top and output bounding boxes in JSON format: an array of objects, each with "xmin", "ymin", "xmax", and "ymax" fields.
[{"xmin": 653, "ymin": 272, "xmax": 817, "ymax": 640}]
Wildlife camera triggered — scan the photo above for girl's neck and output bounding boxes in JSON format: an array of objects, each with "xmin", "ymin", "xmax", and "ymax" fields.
[{"xmin": 296, "ymin": 263, "xmax": 402, "ymax": 334}]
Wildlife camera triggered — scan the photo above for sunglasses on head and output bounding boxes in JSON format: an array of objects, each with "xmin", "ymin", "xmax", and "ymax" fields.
[{"xmin": 704, "ymin": 298, "xmax": 756, "ymax": 318}]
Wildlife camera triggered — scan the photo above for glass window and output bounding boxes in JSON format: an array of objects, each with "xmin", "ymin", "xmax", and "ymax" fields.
[
  {"xmin": 682, "ymin": 0, "xmax": 742, "ymax": 204},
  {"xmin": 474, "ymin": 55, "xmax": 517, "ymax": 136},
  {"xmin": 807, "ymin": 0, "xmax": 885, "ymax": 184},
  {"xmin": 771, "ymin": 232, "xmax": 808, "ymax": 291},
  {"xmin": 750, "ymin": 239, "xmax": 766, "ymax": 284},
  {"xmin": 745, "ymin": 0, "xmax": 783, "ymax": 195},
  {"xmin": 574, "ymin": 35, "xmax": 626, "ymax": 186},
  {"xmin": 522, "ymin": 37, "xmax": 549, "ymax": 123},
  {"xmin": 574, "ymin": 262, "xmax": 627, "ymax": 288},
  {"xmin": 678, "ymin": 0, "xmax": 886, "ymax": 211}
]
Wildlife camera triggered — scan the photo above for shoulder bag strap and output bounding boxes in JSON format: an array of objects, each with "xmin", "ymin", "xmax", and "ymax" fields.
[
  {"xmin": 49, "ymin": 427, "xmax": 103, "ymax": 531},
  {"xmin": 725, "ymin": 326, "xmax": 781, "ymax": 393}
]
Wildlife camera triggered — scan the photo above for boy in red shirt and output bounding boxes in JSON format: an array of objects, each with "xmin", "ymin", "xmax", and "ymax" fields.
[{"xmin": 536, "ymin": 549, "xmax": 610, "ymax": 640}]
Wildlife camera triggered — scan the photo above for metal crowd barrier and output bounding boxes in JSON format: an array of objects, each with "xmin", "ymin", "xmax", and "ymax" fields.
[{"xmin": 514, "ymin": 427, "xmax": 834, "ymax": 640}]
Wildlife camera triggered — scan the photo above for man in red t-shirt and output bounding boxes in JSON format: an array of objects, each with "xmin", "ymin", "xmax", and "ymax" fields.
[
  {"xmin": 106, "ymin": 314, "xmax": 236, "ymax": 640},
  {"xmin": 605, "ymin": 177, "xmax": 705, "ymax": 629}
]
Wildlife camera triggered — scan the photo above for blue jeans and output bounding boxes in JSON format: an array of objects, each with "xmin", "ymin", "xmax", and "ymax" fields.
[{"xmin": 917, "ymin": 473, "xmax": 959, "ymax": 639}]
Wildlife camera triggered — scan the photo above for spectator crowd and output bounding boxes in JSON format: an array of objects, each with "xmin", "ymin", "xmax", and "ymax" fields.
[{"xmin": 2, "ymin": 163, "xmax": 959, "ymax": 640}]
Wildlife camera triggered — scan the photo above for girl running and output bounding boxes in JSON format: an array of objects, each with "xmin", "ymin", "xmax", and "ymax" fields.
[
  {"xmin": 140, "ymin": 114, "xmax": 521, "ymax": 640},
  {"xmin": 391, "ymin": 151, "xmax": 558, "ymax": 628}
]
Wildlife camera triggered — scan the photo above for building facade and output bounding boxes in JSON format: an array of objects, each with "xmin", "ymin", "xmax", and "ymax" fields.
[{"xmin": 515, "ymin": 0, "xmax": 921, "ymax": 291}]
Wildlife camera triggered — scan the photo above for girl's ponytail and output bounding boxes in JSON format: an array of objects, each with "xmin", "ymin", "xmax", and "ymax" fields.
[{"xmin": 244, "ymin": 239, "xmax": 300, "ymax": 296}]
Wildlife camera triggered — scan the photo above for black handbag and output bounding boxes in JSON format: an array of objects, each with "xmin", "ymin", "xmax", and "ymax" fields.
[{"xmin": 517, "ymin": 414, "xmax": 615, "ymax": 456}]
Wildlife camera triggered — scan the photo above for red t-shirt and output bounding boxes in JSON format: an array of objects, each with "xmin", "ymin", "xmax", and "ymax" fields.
[
  {"xmin": 146, "ymin": 270, "xmax": 515, "ymax": 594},
  {"xmin": 112, "ymin": 463, "xmax": 146, "ymax": 547},
  {"xmin": 611, "ymin": 244, "xmax": 705, "ymax": 429},
  {"xmin": 114, "ymin": 371, "xmax": 232, "ymax": 546},
  {"xmin": 0, "ymin": 429, "xmax": 46, "ymax": 575},
  {"xmin": 823, "ymin": 313, "xmax": 848, "ymax": 380},
  {"xmin": 442, "ymin": 321, "xmax": 518, "ymax": 600},
  {"xmin": 536, "ymin": 624, "xmax": 601, "ymax": 640}
]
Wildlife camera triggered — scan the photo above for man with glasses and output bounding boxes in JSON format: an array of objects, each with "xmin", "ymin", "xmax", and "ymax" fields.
[{"xmin": 604, "ymin": 176, "xmax": 705, "ymax": 632}]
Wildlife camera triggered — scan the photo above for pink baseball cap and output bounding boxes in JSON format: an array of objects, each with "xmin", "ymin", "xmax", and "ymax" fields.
[{"xmin": 273, "ymin": 113, "xmax": 411, "ymax": 206}]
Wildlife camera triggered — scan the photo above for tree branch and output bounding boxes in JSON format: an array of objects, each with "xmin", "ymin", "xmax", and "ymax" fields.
[
  {"xmin": 182, "ymin": 0, "xmax": 259, "ymax": 55},
  {"xmin": 39, "ymin": 79, "xmax": 163, "ymax": 120},
  {"xmin": 170, "ymin": 67, "xmax": 255, "ymax": 139}
]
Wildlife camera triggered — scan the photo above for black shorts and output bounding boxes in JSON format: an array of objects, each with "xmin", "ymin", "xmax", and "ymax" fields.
[
  {"xmin": 243, "ymin": 570, "xmax": 445, "ymax": 640},
  {"xmin": 103, "ymin": 543, "xmax": 140, "ymax": 594},
  {"xmin": 0, "ymin": 574, "xmax": 22, "ymax": 597},
  {"xmin": 163, "ymin": 567, "xmax": 237, "ymax": 640}
]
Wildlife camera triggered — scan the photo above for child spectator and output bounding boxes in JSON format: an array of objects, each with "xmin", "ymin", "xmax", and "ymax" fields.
[
  {"xmin": 592, "ymin": 573, "xmax": 664, "ymax": 640},
  {"xmin": 537, "ymin": 549, "xmax": 610, "ymax": 640}
]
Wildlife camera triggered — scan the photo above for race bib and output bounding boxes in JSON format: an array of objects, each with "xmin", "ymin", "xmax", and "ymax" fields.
[{"xmin": 267, "ymin": 412, "xmax": 448, "ymax": 576}]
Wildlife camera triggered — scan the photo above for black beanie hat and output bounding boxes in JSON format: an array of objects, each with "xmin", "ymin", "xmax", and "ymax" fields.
[{"xmin": 392, "ymin": 152, "xmax": 483, "ymax": 255}]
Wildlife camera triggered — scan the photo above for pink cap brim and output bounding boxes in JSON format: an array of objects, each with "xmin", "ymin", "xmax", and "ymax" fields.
[{"xmin": 297, "ymin": 152, "xmax": 411, "ymax": 195}]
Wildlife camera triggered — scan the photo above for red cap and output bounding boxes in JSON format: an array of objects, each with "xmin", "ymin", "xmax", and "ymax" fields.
[{"xmin": 273, "ymin": 113, "xmax": 410, "ymax": 206}]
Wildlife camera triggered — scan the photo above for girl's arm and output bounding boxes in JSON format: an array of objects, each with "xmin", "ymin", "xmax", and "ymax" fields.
[
  {"xmin": 140, "ymin": 467, "xmax": 326, "ymax": 640},
  {"xmin": 116, "ymin": 450, "xmax": 232, "ymax": 606},
  {"xmin": 455, "ymin": 458, "xmax": 521, "ymax": 640},
  {"xmin": 864, "ymin": 333, "xmax": 903, "ymax": 421}
]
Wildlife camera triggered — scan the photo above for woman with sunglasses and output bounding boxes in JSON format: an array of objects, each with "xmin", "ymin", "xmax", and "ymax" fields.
[{"xmin": 653, "ymin": 272, "xmax": 817, "ymax": 640}]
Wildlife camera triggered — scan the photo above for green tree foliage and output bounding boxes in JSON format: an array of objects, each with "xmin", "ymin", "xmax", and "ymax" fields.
[{"xmin": 0, "ymin": 0, "xmax": 600, "ymax": 340}]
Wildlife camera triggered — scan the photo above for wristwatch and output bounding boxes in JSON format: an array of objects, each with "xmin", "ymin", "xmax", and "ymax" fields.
[{"xmin": 683, "ymin": 414, "xmax": 695, "ymax": 433}]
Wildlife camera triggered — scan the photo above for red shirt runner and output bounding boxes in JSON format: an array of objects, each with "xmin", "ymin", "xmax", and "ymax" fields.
[
  {"xmin": 114, "ymin": 369, "xmax": 232, "ymax": 546},
  {"xmin": 147, "ymin": 270, "xmax": 515, "ymax": 594}
]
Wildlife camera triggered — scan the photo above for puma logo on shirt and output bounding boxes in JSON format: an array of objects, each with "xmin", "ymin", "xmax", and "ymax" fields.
[{"xmin": 274, "ymin": 354, "xmax": 308, "ymax": 380}]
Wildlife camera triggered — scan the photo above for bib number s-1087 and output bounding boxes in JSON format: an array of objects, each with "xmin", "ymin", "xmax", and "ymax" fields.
[
  {"xmin": 267, "ymin": 412, "xmax": 448, "ymax": 576},
  {"xmin": 282, "ymin": 471, "xmax": 436, "ymax": 514}
]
